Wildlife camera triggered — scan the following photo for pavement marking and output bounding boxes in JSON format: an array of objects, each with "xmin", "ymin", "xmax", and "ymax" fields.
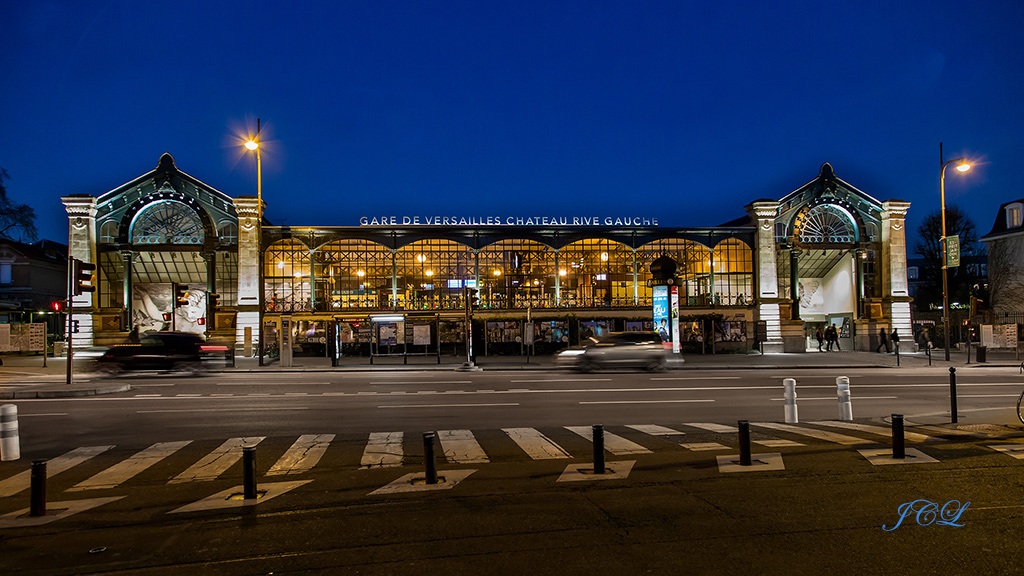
[
  {"xmin": 370, "ymin": 469, "xmax": 476, "ymax": 495},
  {"xmin": 378, "ymin": 403, "xmax": 519, "ymax": 409},
  {"xmin": 137, "ymin": 408, "xmax": 310, "ymax": 413},
  {"xmin": 626, "ymin": 424, "xmax": 685, "ymax": 436},
  {"xmin": 174, "ymin": 394, "xmax": 202, "ymax": 397},
  {"xmin": 988, "ymin": 444, "xmax": 1024, "ymax": 459},
  {"xmin": 438, "ymin": 430, "xmax": 490, "ymax": 464},
  {"xmin": 168, "ymin": 437, "xmax": 265, "ymax": 484},
  {"xmin": 752, "ymin": 422, "xmax": 869, "ymax": 445},
  {"xmin": 716, "ymin": 452, "xmax": 785, "ymax": 473},
  {"xmin": 649, "ymin": 376, "xmax": 742, "ymax": 381},
  {"xmin": 509, "ymin": 378, "xmax": 614, "ymax": 383},
  {"xmin": 134, "ymin": 394, "xmax": 162, "ymax": 398},
  {"xmin": 370, "ymin": 380, "xmax": 472, "ymax": 385},
  {"xmin": 770, "ymin": 396, "xmax": 899, "ymax": 401},
  {"xmin": 19, "ymin": 413, "xmax": 67, "ymax": 417},
  {"xmin": 579, "ymin": 399, "xmax": 714, "ymax": 405},
  {"xmin": 685, "ymin": 422, "xmax": 736, "ymax": 434},
  {"xmin": 502, "ymin": 428, "xmax": 572, "ymax": 460},
  {"xmin": 266, "ymin": 434, "xmax": 335, "ymax": 476},
  {"xmin": 68, "ymin": 441, "xmax": 192, "ymax": 491},
  {"xmin": 0, "ymin": 496, "xmax": 125, "ymax": 528},
  {"xmin": 858, "ymin": 447, "xmax": 939, "ymax": 465},
  {"xmin": 958, "ymin": 394, "xmax": 1020, "ymax": 398},
  {"xmin": 565, "ymin": 426, "xmax": 653, "ymax": 455},
  {"xmin": 361, "ymin": 432, "xmax": 404, "ymax": 469},
  {"xmin": 680, "ymin": 442, "xmax": 731, "ymax": 451},
  {"xmin": 557, "ymin": 460, "xmax": 636, "ymax": 482},
  {"xmin": 0, "ymin": 446, "xmax": 114, "ymax": 498},
  {"xmin": 169, "ymin": 480, "xmax": 312, "ymax": 514},
  {"xmin": 815, "ymin": 420, "xmax": 932, "ymax": 443}
]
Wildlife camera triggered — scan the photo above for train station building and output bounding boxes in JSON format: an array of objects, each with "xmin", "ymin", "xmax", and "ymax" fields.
[{"xmin": 62, "ymin": 153, "xmax": 913, "ymax": 358}]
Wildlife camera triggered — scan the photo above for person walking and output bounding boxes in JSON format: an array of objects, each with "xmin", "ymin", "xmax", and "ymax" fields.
[
  {"xmin": 816, "ymin": 327, "xmax": 824, "ymax": 352},
  {"xmin": 891, "ymin": 328, "xmax": 900, "ymax": 354},
  {"xmin": 833, "ymin": 324, "xmax": 842, "ymax": 351},
  {"xmin": 876, "ymin": 328, "xmax": 889, "ymax": 353},
  {"xmin": 825, "ymin": 325, "xmax": 835, "ymax": 352}
]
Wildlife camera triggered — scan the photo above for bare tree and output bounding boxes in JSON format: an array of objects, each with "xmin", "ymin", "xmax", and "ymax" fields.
[
  {"xmin": 913, "ymin": 205, "xmax": 978, "ymax": 310},
  {"xmin": 0, "ymin": 167, "xmax": 38, "ymax": 242}
]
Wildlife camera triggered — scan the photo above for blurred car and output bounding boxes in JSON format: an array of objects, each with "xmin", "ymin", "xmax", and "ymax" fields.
[
  {"xmin": 555, "ymin": 331, "xmax": 669, "ymax": 371},
  {"xmin": 96, "ymin": 331, "xmax": 228, "ymax": 375}
]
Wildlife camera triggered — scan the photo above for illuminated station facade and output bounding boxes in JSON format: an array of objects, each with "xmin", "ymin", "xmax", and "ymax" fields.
[{"xmin": 62, "ymin": 154, "xmax": 913, "ymax": 358}]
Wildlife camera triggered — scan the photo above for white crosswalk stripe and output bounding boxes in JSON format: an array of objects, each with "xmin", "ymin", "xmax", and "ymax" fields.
[
  {"xmin": 752, "ymin": 422, "xmax": 867, "ymax": 445},
  {"xmin": 0, "ymin": 446, "xmax": 113, "ymax": 497},
  {"xmin": 437, "ymin": 430, "xmax": 489, "ymax": 463},
  {"xmin": 814, "ymin": 420, "xmax": 933, "ymax": 443},
  {"xmin": 360, "ymin": 432, "xmax": 404, "ymax": 469},
  {"xmin": 626, "ymin": 424, "xmax": 685, "ymax": 436},
  {"xmin": 267, "ymin": 434, "xmax": 335, "ymax": 476},
  {"xmin": 68, "ymin": 441, "xmax": 192, "ymax": 491},
  {"xmin": 503, "ymin": 428, "xmax": 571, "ymax": 460},
  {"xmin": 684, "ymin": 422, "xmax": 736, "ymax": 434},
  {"xmin": 565, "ymin": 426, "xmax": 653, "ymax": 455},
  {"xmin": 168, "ymin": 437, "xmax": 265, "ymax": 484}
]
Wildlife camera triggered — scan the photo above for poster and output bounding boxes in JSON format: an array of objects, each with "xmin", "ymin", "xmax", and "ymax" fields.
[
  {"xmin": 625, "ymin": 321, "xmax": 643, "ymax": 332},
  {"xmin": 0, "ymin": 324, "xmax": 10, "ymax": 351},
  {"xmin": 580, "ymin": 320, "xmax": 610, "ymax": 341},
  {"xmin": 716, "ymin": 321, "xmax": 747, "ymax": 342},
  {"xmin": 28, "ymin": 323, "xmax": 45, "ymax": 351},
  {"xmin": 670, "ymin": 285, "xmax": 680, "ymax": 353},
  {"xmin": 379, "ymin": 322, "xmax": 399, "ymax": 346},
  {"xmin": 653, "ymin": 285, "xmax": 670, "ymax": 347},
  {"xmin": 536, "ymin": 321, "xmax": 568, "ymax": 343},
  {"xmin": 413, "ymin": 324, "xmax": 431, "ymax": 346}
]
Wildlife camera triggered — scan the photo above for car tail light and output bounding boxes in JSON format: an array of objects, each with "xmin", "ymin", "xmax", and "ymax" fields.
[{"xmin": 200, "ymin": 345, "xmax": 229, "ymax": 352}]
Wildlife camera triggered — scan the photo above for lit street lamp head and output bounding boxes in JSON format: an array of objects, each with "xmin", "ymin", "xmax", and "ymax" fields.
[
  {"xmin": 956, "ymin": 161, "xmax": 971, "ymax": 172},
  {"xmin": 245, "ymin": 139, "xmax": 259, "ymax": 151}
]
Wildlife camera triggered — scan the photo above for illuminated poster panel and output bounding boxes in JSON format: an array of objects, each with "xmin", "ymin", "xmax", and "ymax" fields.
[
  {"xmin": 670, "ymin": 285, "xmax": 681, "ymax": 354},
  {"xmin": 653, "ymin": 285, "xmax": 670, "ymax": 350}
]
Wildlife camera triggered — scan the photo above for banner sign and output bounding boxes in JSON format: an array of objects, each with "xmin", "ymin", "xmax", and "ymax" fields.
[{"xmin": 945, "ymin": 235, "xmax": 960, "ymax": 268}]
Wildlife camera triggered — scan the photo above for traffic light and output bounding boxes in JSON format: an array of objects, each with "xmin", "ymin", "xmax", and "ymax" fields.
[
  {"xmin": 207, "ymin": 292, "xmax": 220, "ymax": 310},
  {"xmin": 70, "ymin": 320, "xmax": 80, "ymax": 333},
  {"xmin": 51, "ymin": 301, "xmax": 62, "ymax": 313},
  {"xmin": 71, "ymin": 258, "xmax": 96, "ymax": 296},
  {"xmin": 174, "ymin": 283, "xmax": 189, "ymax": 308},
  {"xmin": 466, "ymin": 288, "xmax": 480, "ymax": 310}
]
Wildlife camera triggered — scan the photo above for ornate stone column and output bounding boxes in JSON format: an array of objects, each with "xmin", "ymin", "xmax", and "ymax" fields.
[
  {"xmin": 746, "ymin": 200, "xmax": 784, "ymax": 352},
  {"xmin": 232, "ymin": 196, "xmax": 263, "ymax": 354},
  {"xmin": 62, "ymin": 196, "xmax": 98, "ymax": 347},
  {"xmin": 881, "ymin": 200, "xmax": 913, "ymax": 340},
  {"xmin": 121, "ymin": 250, "xmax": 136, "ymax": 330}
]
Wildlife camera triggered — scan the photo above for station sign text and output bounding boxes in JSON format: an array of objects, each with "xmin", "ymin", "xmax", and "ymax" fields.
[{"xmin": 359, "ymin": 215, "xmax": 659, "ymax": 227}]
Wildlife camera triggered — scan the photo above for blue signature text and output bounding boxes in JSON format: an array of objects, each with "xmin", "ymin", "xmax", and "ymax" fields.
[{"xmin": 883, "ymin": 499, "xmax": 969, "ymax": 531}]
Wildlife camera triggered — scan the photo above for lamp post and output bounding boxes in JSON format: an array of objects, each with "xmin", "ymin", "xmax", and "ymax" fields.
[
  {"xmin": 245, "ymin": 119, "xmax": 264, "ymax": 366},
  {"xmin": 939, "ymin": 142, "xmax": 971, "ymax": 361}
]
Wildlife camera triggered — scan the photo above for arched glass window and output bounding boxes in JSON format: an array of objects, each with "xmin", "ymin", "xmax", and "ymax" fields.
[
  {"xmin": 99, "ymin": 221, "xmax": 119, "ymax": 244},
  {"xmin": 796, "ymin": 204, "xmax": 857, "ymax": 244},
  {"xmin": 218, "ymin": 222, "xmax": 238, "ymax": 244},
  {"xmin": 130, "ymin": 200, "xmax": 205, "ymax": 245}
]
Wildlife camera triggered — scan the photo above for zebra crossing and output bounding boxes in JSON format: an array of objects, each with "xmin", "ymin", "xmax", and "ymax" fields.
[{"xmin": 0, "ymin": 421, "xmax": 1012, "ymax": 497}]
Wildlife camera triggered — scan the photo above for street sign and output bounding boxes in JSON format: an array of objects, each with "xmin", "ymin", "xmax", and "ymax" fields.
[{"xmin": 944, "ymin": 235, "xmax": 960, "ymax": 267}]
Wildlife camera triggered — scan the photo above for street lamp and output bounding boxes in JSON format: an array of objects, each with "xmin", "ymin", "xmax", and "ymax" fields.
[
  {"xmin": 939, "ymin": 142, "xmax": 971, "ymax": 361},
  {"xmin": 245, "ymin": 119, "xmax": 264, "ymax": 366}
]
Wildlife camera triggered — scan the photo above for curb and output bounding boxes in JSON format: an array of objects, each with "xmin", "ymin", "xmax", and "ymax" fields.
[{"xmin": 0, "ymin": 384, "xmax": 132, "ymax": 399}]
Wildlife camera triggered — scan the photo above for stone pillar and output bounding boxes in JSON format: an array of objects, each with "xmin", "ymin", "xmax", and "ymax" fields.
[
  {"xmin": 232, "ymin": 196, "xmax": 263, "ymax": 354},
  {"xmin": 62, "ymin": 196, "xmax": 98, "ymax": 348},
  {"xmin": 121, "ymin": 250, "xmax": 135, "ymax": 330},
  {"xmin": 203, "ymin": 251, "xmax": 216, "ymax": 334},
  {"xmin": 746, "ymin": 201, "xmax": 784, "ymax": 352},
  {"xmin": 881, "ymin": 200, "xmax": 913, "ymax": 340},
  {"xmin": 789, "ymin": 248, "xmax": 800, "ymax": 320}
]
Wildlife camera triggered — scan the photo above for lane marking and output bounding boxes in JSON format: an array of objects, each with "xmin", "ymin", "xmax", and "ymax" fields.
[
  {"xmin": 377, "ymin": 403, "xmax": 519, "ymax": 408},
  {"xmin": 169, "ymin": 437, "xmax": 265, "ymax": 484},
  {"xmin": 369, "ymin": 380, "xmax": 472, "ymax": 385},
  {"xmin": 0, "ymin": 446, "xmax": 113, "ymax": 498},
  {"xmin": 815, "ymin": 420, "xmax": 932, "ymax": 442},
  {"xmin": 68, "ymin": 441, "xmax": 192, "ymax": 491},
  {"xmin": 503, "ymin": 428, "xmax": 571, "ymax": 460},
  {"xmin": 565, "ymin": 426, "xmax": 652, "ymax": 455},
  {"xmin": 753, "ymin": 422, "xmax": 868, "ymax": 445},
  {"xmin": 267, "ymin": 434, "xmax": 335, "ymax": 476},
  {"xmin": 19, "ymin": 413, "xmax": 68, "ymax": 417},
  {"xmin": 649, "ymin": 376, "xmax": 742, "ymax": 381},
  {"xmin": 137, "ymin": 408, "xmax": 310, "ymax": 413},
  {"xmin": 360, "ymin": 431, "xmax": 404, "ymax": 469},
  {"xmin": 580, "ymin": 399, "xmax": 714, "ymax": 405},
  {"xmin": 770, "ymin": 396, "xmax": 898, "ymax": 401},
  {"xmin": 510, "ymin": 378, "xmax": 614, "ymax": 383},
  {"xmin": 626, "ymin": 424, "xmax": 685, "ymax": 436},
  {"xmin": 437, "ymin": 430, "xmax": 489, "ymax": 464}
]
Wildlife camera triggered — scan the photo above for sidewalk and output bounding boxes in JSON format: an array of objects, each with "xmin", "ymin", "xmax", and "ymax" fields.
[{"xmin": 1, "ymin": 346, "xmax": 1020, "ymax": 399}]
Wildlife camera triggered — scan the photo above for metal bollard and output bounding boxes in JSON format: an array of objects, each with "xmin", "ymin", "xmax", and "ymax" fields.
[
  {"xmin": 1, "ymin": 404, "xmax": 20, "ymax": 461},
  {"xmin": 949, "ymin": 367, "xmax": 958, "ymax": 424},
  {"xmin": 836, "ymin": 376, "xmax": 853, "ymax": 421},
  {"xmin": 242, "ymin": 446, "xmax": 257, "ymax": 499},
  {"xmin": 891, "ymin": 414, "xmax": 905, "ymax": 459},
  {"xmin": 592, "ymin": 424, "xmax": 606, "ymax": 474},
  {"xmin": 738, "ymin": 420, "xmax": 752, "ymax": 466},
  {"xmin": 423, "ymin": 432, "xmax": 438, "ymax": 484},
  {"xmin": 30, "ymin": 460, "xmax": 46, "ymax": 517},
  {"xmin": 783, "ymin": 378, "xmax": 798, "ymax": 424}
]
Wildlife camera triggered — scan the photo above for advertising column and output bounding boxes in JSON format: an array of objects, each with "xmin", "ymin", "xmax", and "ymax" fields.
[
  {"xmin": 653, "ymin": 285, "xmax": 672, "ymax": 351},
  {"xmin": 669, "ymin": 285, "xmax": 681, "ymax": 354}
]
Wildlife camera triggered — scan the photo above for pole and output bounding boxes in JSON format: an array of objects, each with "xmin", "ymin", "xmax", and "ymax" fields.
[
  {"xmin": 423, "ymin": 432, "xmax": 438, "ymax": 484},
  {"xmin": 592, "ymin": 424, "xmax": 605, "ymax": 474},
  {"xmin": 256, "ymin": 119, "xmax": 265, "ymax": 367},
  {"xmin": 30, "ymin": 460, "xmax": 46, "ymax": 517},
  {"xmin": 891, "ymin": 414, "xmax": 905, "ymax": 459},
  {"xmin": 242, "ymin": 446, "xmax": 257, "ymax": 499},
  {"xmin": 949, "ymin": 367, "xmax": 958, "ymax": 424},
  {"xmin": 66, "ymin": 256, "xmax": 74, "ymax": 387},
  {"xmin": 738, "ymin": 420, "xmax": 752, "ymax": 466},
  {"xmin": 941, "ymin": 142, "xmax": 951, "ymax": 362}
]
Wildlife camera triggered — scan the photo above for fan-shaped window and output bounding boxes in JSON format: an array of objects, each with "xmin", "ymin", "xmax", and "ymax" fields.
[
  {"xmin": 797, "ymin": 204, "xmax": 857, "ymax": 244},
  {"xmin": 99, "ymin": 221, "xmax": 119, "ymax": 244},
  {"xmin": 130, "ymin": 200, "xmax": 205, "ymax": 245},
  {"xmin": 218, "ymin": 222, "xmax": 238, "ymax": 244}
]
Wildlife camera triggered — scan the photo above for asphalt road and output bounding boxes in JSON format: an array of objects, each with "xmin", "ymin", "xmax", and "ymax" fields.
[{"xmin": 8, "ymin": 366, "xmax": 1024, "ymax": 453}]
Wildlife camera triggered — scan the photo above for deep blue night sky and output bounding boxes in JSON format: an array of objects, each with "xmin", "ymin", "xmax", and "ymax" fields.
[{"xmin": 2, "ymin": 1, "xmax": 1022, "ymax": 248}]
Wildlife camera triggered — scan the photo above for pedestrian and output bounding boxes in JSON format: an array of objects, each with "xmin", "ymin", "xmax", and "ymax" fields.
[
  {"xmin": 833, "ymin": 325, "xmax": 842, "ymax": 351},
  {"xmin": 891, "ymin": 328, "xmax": 900, "ymax": 354},
  {"xmin": 876, "ymin": 328, "xmax": 889, "ymax": 353},
  {"xmin": 816, "ymin": 327, "xmax": 824, "ymax": 352},
  {"xmin": 825, "ymin": 325, "xmax": 835, "ymax": 351}
]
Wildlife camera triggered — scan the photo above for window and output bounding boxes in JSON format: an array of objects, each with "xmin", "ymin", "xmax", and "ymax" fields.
[
  {"xmin": 0, "ymin": 263, "xmax": 11, "ymax": 285},
  {"xmin": 907, "ymin": 266, "xmax": 918, "ymax": 280},
  {"xmin": 1007, "ymin": 203, "xmax": 1023, "ymax": 229},
  {"xmin": 99, "ymin": 221, "xmax": 119, "ymax": 243}
]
